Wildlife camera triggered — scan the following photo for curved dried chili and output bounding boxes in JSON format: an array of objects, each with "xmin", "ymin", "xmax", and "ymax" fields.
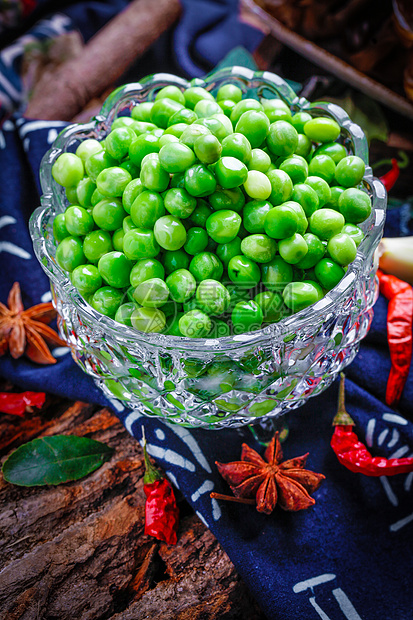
[{"xmin": 0, "ymin": 391, "xmax": 46, "ymax": 416}]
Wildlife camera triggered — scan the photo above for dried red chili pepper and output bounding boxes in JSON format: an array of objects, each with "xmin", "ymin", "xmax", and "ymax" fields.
[
  {"xmin": 331, "ymin": 374, "xmax": 413, "ymax": 476},
  {"xmin": 0, "ymin": 391, "xmax": 46, "ymax": 416},
  {"xmin": 142, "ymin": 429, "xmax": 179, "ymax": 545},
  {"xmin": 377, "ymin": 269, "xmax": 413, "ymax": 406},
  {"xmin": 379, "ymin": 158, "xmax": 400, "ymax": 192}
]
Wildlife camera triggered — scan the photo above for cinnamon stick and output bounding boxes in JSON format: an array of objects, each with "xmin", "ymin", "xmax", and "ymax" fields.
[{"xmin": 24, "ymin": 0, "xmax": 181, "ymax": 121}]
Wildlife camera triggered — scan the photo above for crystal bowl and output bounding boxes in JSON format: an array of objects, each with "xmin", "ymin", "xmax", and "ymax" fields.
[{"xmin": 29, "ymin": 67, "xmax": 386, "ymax": 429}]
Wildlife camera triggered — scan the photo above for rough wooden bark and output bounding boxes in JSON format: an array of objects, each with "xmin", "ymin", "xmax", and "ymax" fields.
[
  {"xmin": 0, "ymin": 391, "xmax": 266, "ymax": 620},
  {"xmin": 24, "ymin": 0, "xmax": 182, "ymax": 121}
]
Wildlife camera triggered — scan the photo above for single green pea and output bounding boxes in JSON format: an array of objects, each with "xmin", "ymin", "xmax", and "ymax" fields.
[
  {"xmin": 194, "ymin": 117, "xmax": 229, "ymax": 142},
  {"xmin": 75, "ymin": 139, "xmax": 103, "ymax": 163},
  {"xmin": 105, "ymin": 127, "xmax": 136, "ymax": 160},
  {"xmin": 98, "ymin": 251, "xmax": 132, "ymax": 288},
  {"xmin": 267, "ymin": 169, "xmax": 293, "ymax": 206},
  {"xmin": 164, "ymin": 123, "xmax": 189, "ymax": 138},
  {"xmin": 295, "ymin": 233, "xmax": 325, "ymax": 269},
  {"xmin": 115, "ymin": 302, "xmax": 138, "ymax": 326},
  {"xmin": 230, "ymin": 98, "xmax": 263, "ymax": 125},
  {"xmin": 266, "ymin": 121, "xmax": 298, "ymax": 158},
  {"xmin": 304, "ymin": 117, "xmax": 340, "ymax": 142},
  {"xmin": 95, "ymin": 166, "xmax": 131, "ymax": 198},
  {"xmin": 241, "ymin": 234, "xmax": 277, "ymax": 263},
  {"xmin": 282, "ymin": 200, "xmax": 308, "ymax": 235},
  {"xmin": 216, "ymin": 236, "xmax": 242, "ymax": 267},
  {"xmin": 128, "ymin": 133, "xmax": 159, "ymax": 167},
  {"xmin": 165, "ymin": 268, "xmax": 196, "ymax": 304},
  {"xmin": 133, "ymin": 277, "xmax": 169, "ymax": 308},
  {"xmin": 71, "ymin": 264, "xmax": 102, "ymax": 296},
  {"xmin": 131, "ymin": 101, "xmax": 154, "ymax": 122},
  {"xmin": 91, "ymin": 187, "xmax": 105, "ymax": 207},
  {"xmin": 254, "ymin": 290, "xmax": 284, "ymax": 322},
  {"xmin": 76, "ymin": 177, "xmax": 96, "ymax": 208},
  {"xmin": 184, "ymin": 164, "xmax": 217, "ymax": 197},
  {"xmin": 112, "ymin": 228, "xmax": 124, "ymax": 252},
  {"xmin": 295, "ymin": 134, "xmax": 312, "ymax": 158},
  {"xmin": 211, "ymin": 112, "xmax": 234, "ymax": 136},
  {"xmin": 291, "ymin": 183, "xmax": 319, "ymax": 217},
  {"xmin": 279, "ymin": 155, "xmax": 308, "ymax": 185},
  {"xmin": 309, "ymin": 208, "xmax": 345, "ymax": 240},
  {"xmin": 308, "ymin": 154, "xmax": 336, "ymax": 184},
  {"xmin": 85, "ymin": 150, "xmax": 117, "ymax": 182},
  {"xmin": 159, "ymin": 142, "xmax": 196, "ymax": 173},
  {"xmin": 260, "ymin": 256, "xmax": 293, "ymax": 291},
  {"xmin": 150, "ymin": 97, "xmax": 184, "ymax": 129},
  {"xmin": 235, "ymin": 110, "xmax": 270, "ymax": 149},
  {"xmin": 243, "ymin": 200, "xmax": 272, "ymax": 234},
  {"xmin": 130, "ymin": 258, "xmax": 164, "ymax": 287},
  {"xmin": 167, "ymin": 107, "xmax": 198, "ymax": 127},
  {"xmin": 261, "ymin": 98, "xmax": 291, "ymax": 124},
  {"xmin": 179, "ymin": 309, "xmax": 212, "ymax": 338},
  {"xmin": 155, "ymin": 85, "xmax": 185, "ymax": 105},
  {"xmin": 248, "ymin": 148, "xmax": 271, "ymax": 173},
  {"xmin": 339, "ymin": 188, "xmax": 371, "ymax": 224},
  {"xmin": 140, "ymin": 157, "xmax": 170, "ymax": 193},
  {"xmin": 206, "ymin": 209, "xmax": 242, "ymax": 244},
  {"xmin": 220, "ymin": 133, "xmax": 251, "ymax": 165},
  {"xmin": 158, "ymin": 134, "xmax": 179, "ymax": 149},
  {"xmin": 305, "ymin": 175, "xmax": 331, "ymax": 208},
  {"xmin": 214, "ymin": 156, "xmax": 248, "ymax": 189},
  {"xmin": 264, "ymin": 205, "xmax": 298, "ymax": 239},
  {"xmin": 92, "ymin": 198, "xmax": 126, "ymax": 231},
  {"xmin": 91, "ymin": 286, "xmax": 124, "ymax": 317},
  {"xmin": 121, "ymin": 178, "xmax": 143, "ymax": 214},
  {"xmin": 83, "ymin": 230, "xmax": 113, "ymax": 262},
  {"xmin": 283, "ymin": 281, "xmax": 323, "ymax": 312},
  {"xmin": 154, "ymin": 215, "xmax": 187, "ymax": 251},
  {"xmin": 342, "ymin": 223, "xmax": 364, "ymax": 247},
  {"xmin": 122, "ymin": 215, "xmax": 137, "ymax": 233},
  {"xmin": 184, "ymin": 227, "xmax": 209, "ymax": 255},
  {"xmin": 163, "ymin": 187, "xmax": 197, "ymax": 219},
  {"xmin": 123, "ymin": 228, "xmax": 160, "ymax": 260},
  {"xmin": 243, "ymin": 170, "xmax": 272, "ymax": 201},
  {"xmin": 209, "ymin": 187, "xmax": 245, "ymax": 213},
  {"xmin": 216, "ymin": 83, "xmax": 243, "ymax": 103},
  {"xmin": 278, "ymin": 233, "xmax": 308, "ymax": 265},
  {"xmin": 189, "ymin": 252, "xmax": 223, "ymax": 282},
  {"xmin": 228, "ymin": 254, "xmax": 261, "ymax": 288},
  {"xmin": 131, "ymin": 306, "xmax": 166, "ymax": 333},
  {"xmin": 66, "ymin": 185, "xmax": 79, "ymax": 205},
  {"xmin": 335, "ymin": 155, "xmax": 366, "ymax": 188},
  {"xmin": 314, "ymin": 258, "xmax": 345, "ymax": 290},
  {"xmin": 231, "ymin": 300, "xmax": 263, "ymax": 334},
  {"xmin": 56, "ymin": 236, "xmax": 85, "ymax": 272},
  {"xmin": 179, "ymin": 124, "xmax": 211, "ymax": 149},
  {"xmin": 194, "ymin": 134, "xmax": 222, "ymax": 164},
  {"xmin": 194, "ymin": 98, "xmax": 221, "ymax": 118},
  {"xmin": 52, "ymin": 153, "xmax": 84, "ymax": 187},
  {"xmin": 163, "ymin": 249, "xmax": 190, "ymax": 275},
  {"xmin": 327, "ymin": 232, "xmax": 357, "ymax": 266},
  {"xmin": 291, "ymin": 112, "xmax": 312, "ymax": 133},
  {"xmin": 186, "ymin": 200, "xmax": 212, "ymax": 228},
  {"xmin": 195, "ymin": 279, "xmax": 230, "ymax": 316},
  {"xmin": 218, "ymin": 99, "xmax": 236, "ymax": 117},
  {"xmin": 326, "ymin": 185, "xmax": 345, "ymax": 210},
  {"xmin": 53, "ymin": 213, "xmax": 69, "ymax": 242},
  {"xmin": 314, "ymin": 141, "xmax": 347, "ymax": 164}
]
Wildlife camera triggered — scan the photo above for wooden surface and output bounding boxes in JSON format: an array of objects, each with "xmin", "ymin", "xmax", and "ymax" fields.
[{"xmin": 0, "ymin": 389, "xmax": 266, "ymax": 620}]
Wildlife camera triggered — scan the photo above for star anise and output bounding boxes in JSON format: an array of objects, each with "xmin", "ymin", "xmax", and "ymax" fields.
[
  {"xmin": 212, "ymin": 432, "xmax": 325, "ymax": 514},
  {"xmin": 0, "ymin": 282, "xmax": 66, "ymax": 364}
]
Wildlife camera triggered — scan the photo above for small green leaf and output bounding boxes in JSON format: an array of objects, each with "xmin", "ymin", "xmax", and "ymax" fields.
[{"xmin": 2, "ymin": 435, "xmax": 113, "ymax": 487}]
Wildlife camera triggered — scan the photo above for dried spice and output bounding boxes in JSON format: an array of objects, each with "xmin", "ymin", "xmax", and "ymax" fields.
[
  {"xmin": 331, "ymin": 373, "xmax": 413, "ymax": 476},
  {"xmin": 0, "ymin": 391, "xmax": 46, "ymax": 416},
  {"xmin": 212, "ymin": 432, "xmax": 325, "ymax": 514},
  {"xmin": 0, "ymin": 282, "xmax": 66, "ymax": 364},
  {"xmin": 142, "ymin": 429, "xmax": 179, "ymax": 545}
]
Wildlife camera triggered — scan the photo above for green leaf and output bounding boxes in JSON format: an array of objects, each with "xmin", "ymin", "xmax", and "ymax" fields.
[{"xmin": 2, "ymin": 435, "xmax": 113, "ymax": 487}]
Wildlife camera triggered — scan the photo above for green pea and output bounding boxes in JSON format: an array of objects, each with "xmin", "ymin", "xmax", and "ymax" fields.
[
  {"xmin": 235, "ymin": 110, "xmax": 270, "ymax": 149},
  {"xmin": 158, "ymin": 142, "xmax": 196, "ymax": 173},
  {"xmin": 121, "ymin": 179, "xmax": 143, "ymax": 213},
  {"xmin": 83, "ymin": 230, "xmax": 113, "ymax": 262},
  {"xmin": 71, "ymin": 264, "xmax": 102, "ymax": 296},
  {"xmin": 85, "ymin": 150, "xmax": 117, "ymax": 182},
  {"xmin": 131, "ymin": 307, "xmax": 166, "ymax": 333},
  {"xmin": 209, "ymin": 187, "xmax": 245, "ymax": 213},
  {"xmin": 215, "ymin": 156, "xmax": 248, "ymax": 189},
  {"xmin": 133, "ymin": 277, "xmax": 169, "ymax": 308},
  {"xmin": 218, "ymin": 98, "xmax": 237, "ymax": 117},
  {"xmin": 105, "ymin": 127, "xmax": 136, "ymax": 160},
  {"xmin": 228, "ymin": 255, "xmax": 260, "ymax": 288},
  {"xmin": 98, "ymin": 251, "xmax": 132, "ymax": 288},
  {"xmin": 291, "ymin": 183, "xmax": 319, "ymax": 217},
  {"xmin": 185, "ymin": 200, "xmax": 212, "ymax": 228},
  {"xmin": 163, "ymin": 249, "xmax": 190, "ymax": 275},
  {"xmin": 184, "ymin": 227, "xmax": 209, "ymax": 255},
  {"xmin": 179, "ymin": 124, "xmax": 211, "ymax": 148},
  {"xmin": 309, "ymin": 208, "xmax": 345, "ymax": 240},
  {"xmin": 231, "ymin": 300, "xmax": 263, "ymax": 334},
  {"xmin": 75, "ymin": 139, "xmax": 103, "ymax": 163},
  {"xmin": 243, "ymin": 170, "xmax": 272, "ymax": 201},
  {"xmin": 195, "ymin": 279, "xmax": 230, "ymax": 315},
  {"xmin": 279, "ymin": 155, "xmax": 309, "ymax": 185},
  {"xmin": 179, "ymin": 309, "xmax": 212, "ymax": 338},
  {"xmin": 93, "ymin": 198, "xmax": 126, "ymax": 231},
  {"xmin": 53, "ymin": 213, "xmax": 69, "ymax": 242},
  {"xmin": 206, "ymin": 210, "xmax": 241, "ymax": 244},
  {"xmin": 217, "ymin": 83, "xmax": 243, "ymax": 103},
  {"xmin": 254, "ymin": 290, "xmax": 284, "ymax": 322},
  {"xmin": 96, "ymin": 166, "xmax": 131, "ymax": 198},
  {"xmin": 164, "ymin": 123, "xmax": 189, "ymax": 138},
  {"xmin": 112, "ymin": 228, "xmax": 124, "ymax": 252},
  {"xmin": 56, "ymin": 236, "xmax": 85, "ymax": 272},
  {"xmin": 264, "ymin": 205, "xmax": 298, "ymax": 239},
  {"xmin": 241, "ymin": 234, "xmax": 277, "ymax": 263},
  {"xmin": 296, "ymin": 233, "xmax": 325, "ymax": 269},
  {"xmin": 166, "ymin": 269, "xmax": 196, "ymax": 303},
  {"xmin": 291, "ymin": 112, "xmax": 312, "ymax": 133},
  {"xmin": 261, "ymin": 98, "xmax": 291, "ymax": 124},
  {"xmin": 66, "ymin": 185, "xmax": 79, "ymax": 205},
  {"xmin": 267, "ymin": 169, "xmax": 293, "ymax": 205},
  {"xmin": 163, "ymin": 187, "xmax": 197, "ymax": 219},
  {"xmin": 220, "ymin": 133, "xmax": 251, "ymax": 166},
  {"xmin": 327, "ymin": 233, "xmax": 357, "ymax": 266},
  {"xmin": 129, "ymin": 133, "xmax": 159, "ymax": 167},
  {"xmin": 140, "ymin": 156, "xmax": 170, "ymax": 192},
  {"xmin": 189, "ymin": 252, "xmax": 223, "ymax": 282},
  {"xmin": 123, "ymin": 228, "xmax": 160, "ymax": 260},
  {"xmin": 194, "ymin": 134, "xmax": 222, "ymax": 164},
  {"xmin": 278, "ymin": 233, "xmax": 308, "ymax": 265},
  {"xmin": 308, "ymin": 154, "xmax": 336, "ymax": 184},
  {"xmin": 150, "ymin": 97, "xmax": 184, "ymax": 129},
  {"xmin": 91, "ymin": 286, "xmax": 123, "ymax": 317},
  {"xmin": 154, "ymin": 215, "xmax": 187, "ymax": 251},
  {"xmin": 52, "ymin": 153, "xmax": 84, "ymax": 187},
  {"xmin": 216, "ymin": 236, "xmax": 242, "ymax": 267},
  {"xmin": 243, "ymin": 200, "xmax": 272, "ymax": 234},
  {"xmin": 326, "ymin": 186, "xmax": 345, "ymax": 210},
  {"xmin": 314, "ymin": 258, "xmax": 345, "ymax": 290},
  {"xmin": 282, "ymin": 201, "xmax": 308, "ymax": 235},
  {"xmin": 338, "ymin": 188, "xmax": 371, "ymax": 224},
  {"xmin": 115, "ymin": 302, "xmax": 138, "ymax": 327},
  {"xmin": 230, "ymin": 98, "xmax": 263, "ymax": 125},
  {"xmin": 335, "ymin": 155, "xmax": 366, "ymax": 188},
  {"xmin": 131, "ymin": 102, "xmax": 154, "ymax": 122},
  {"xmin": 304, "ymin": 117, "xmax": 340, "ymax": 142},
  {"xmin": 158, "ymin": 134, "xmax": 179, "ymax": 149},
  {"xmin": 249, "ymin": 148, "xmax": 271, "ymax": 172},
  {"xmin": 184, "ymin": 164, "xmax": 217, "ymax": 197},
  {"xmin": 155, "ymin": 85, "xmax": 185, "ymax": 105},
  {"xmin": 295, "ymin": 134, "xmax": 312, "ymax": 158},
  {"xmin": 76, "ymin": 177, "xmax": 96, "ymax": 208},
  {"xmin": 314, "ymin": 141, "xmax": 347, "ymax": 164},
  {"xmin": 167, "ymin": 107, "xmax": 198, "ymax": 127},
  {"xmin": 305, "ymin": 176, "xmax": 331, "ymax": 208},
  {"xmin": 266, "ymin": 121, "xmax": 298, "ymax": 158},
  {"xmin": 260, "ymin": 256, "xmax": 293, "ymax": 291},
  {"xmin": 342, "ymin": 223, "xmax": 364, "ymax": 247},
  {"xmin": 130, "ymin": 258, "xmax": 165, "ymax": 287},
  {"xmin": 283, "ymin": 281, "xmax": 323, "ymax": 312}
]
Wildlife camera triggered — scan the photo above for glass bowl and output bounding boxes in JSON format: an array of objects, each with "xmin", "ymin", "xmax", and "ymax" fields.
[{"xmin": 29, "ymin": 67, "xmax": 386, "ymax": 429}]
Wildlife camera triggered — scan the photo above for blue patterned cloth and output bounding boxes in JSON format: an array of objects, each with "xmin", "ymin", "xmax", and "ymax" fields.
[{"xmin": 1, "ymin": 3, "xmax": 413, "ymax": 619}]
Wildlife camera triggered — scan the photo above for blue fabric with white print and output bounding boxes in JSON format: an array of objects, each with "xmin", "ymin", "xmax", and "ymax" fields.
[{"xmin": 1, "ymin": 3, "xmax": 413, "ymax": 620}]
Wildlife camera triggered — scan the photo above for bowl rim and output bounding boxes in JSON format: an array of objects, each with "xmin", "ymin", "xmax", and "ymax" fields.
[{"xmin": 30, "ymin": 66, "xmax": 387, "ymax": 352}]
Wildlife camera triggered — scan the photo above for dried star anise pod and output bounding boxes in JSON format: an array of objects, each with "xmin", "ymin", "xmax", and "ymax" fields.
[
  {"xmin": 212, "ymin": 432, "xmax": 325, "ymax": 514},
  {"xmin": 0, "ymin": 282, "xmax": 66, "ymax": 364}
]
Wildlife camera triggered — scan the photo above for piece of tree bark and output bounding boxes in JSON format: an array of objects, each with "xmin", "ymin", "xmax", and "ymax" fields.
[
  {"xmin": 0, "ymin": 393, "xmax": 266, "ymax": 620},
  {"xmin": 24, "ymin": 0, "xmax": 182, "ymax": 121}
]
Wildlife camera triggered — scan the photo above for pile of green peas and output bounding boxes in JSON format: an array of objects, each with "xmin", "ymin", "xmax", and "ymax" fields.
[{"xmin": 51, "ymin": 81, "xmax": 371, "ymax": 338}]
